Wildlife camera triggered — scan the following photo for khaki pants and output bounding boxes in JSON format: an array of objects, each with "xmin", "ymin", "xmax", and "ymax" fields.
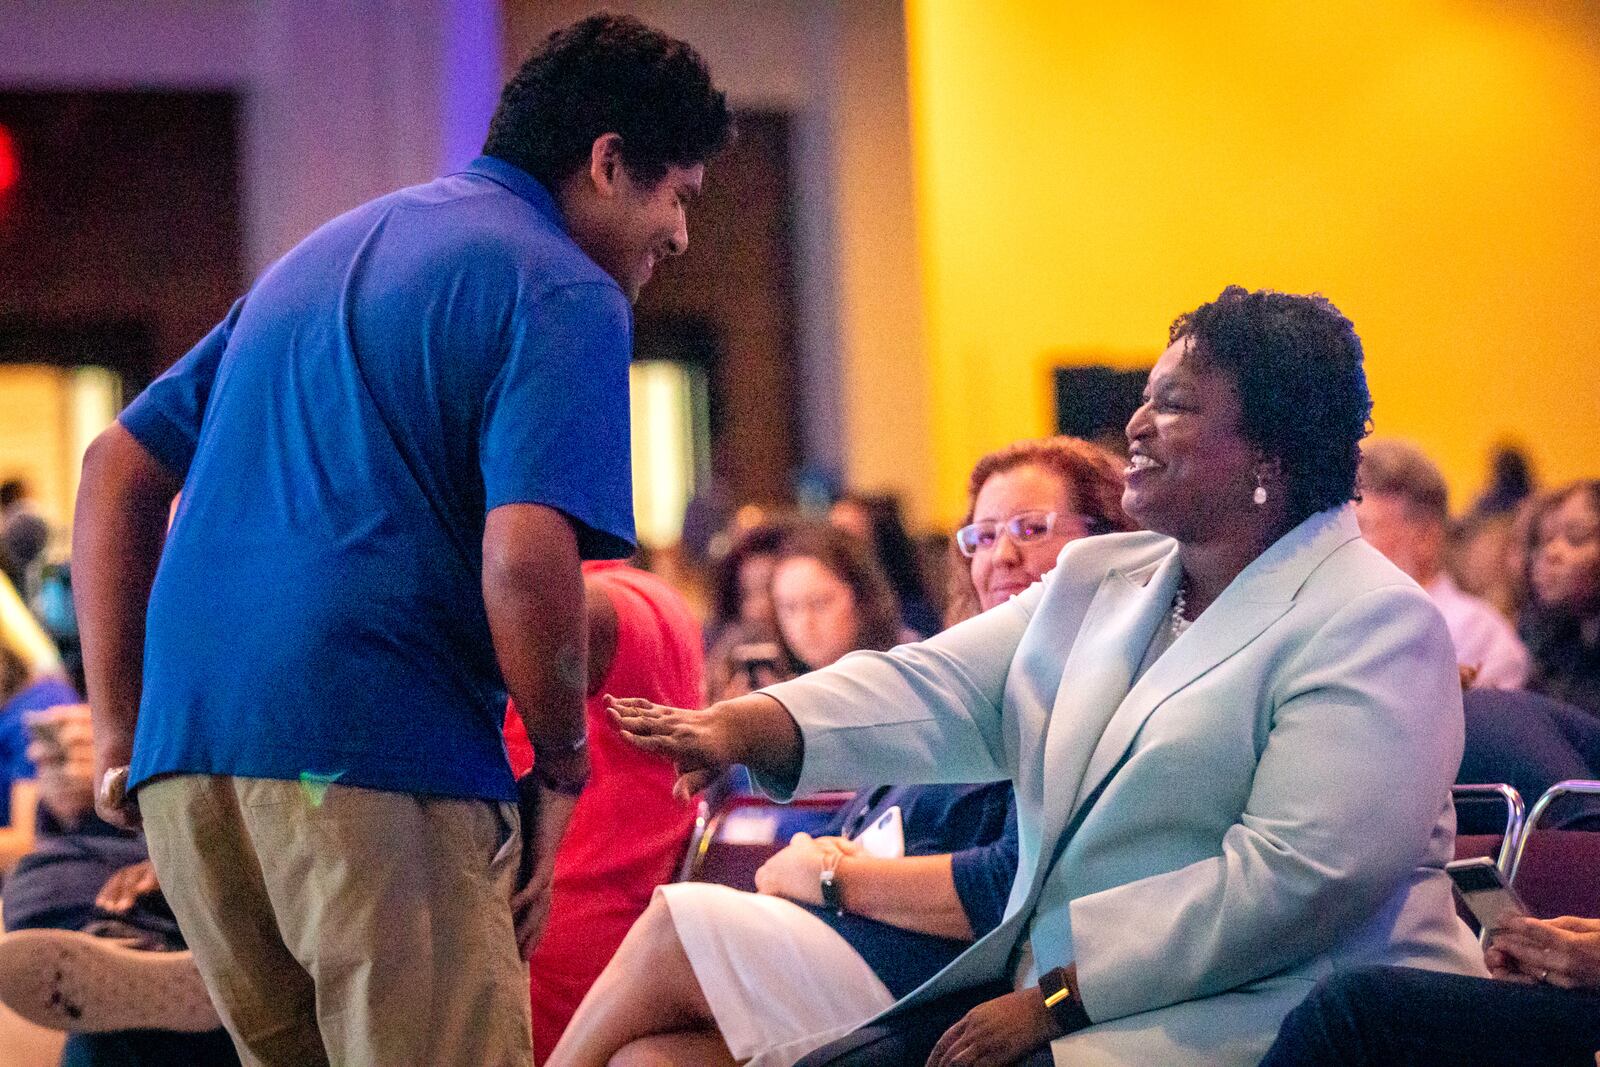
[{"xmin": 140, "ymin": 775, "xmax": 533, "ymax": 1067}]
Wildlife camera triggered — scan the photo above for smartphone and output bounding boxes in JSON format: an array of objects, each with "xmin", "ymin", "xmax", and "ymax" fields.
[
  {"xmin": 730, "ymin": 642, "xmax": 783, "ymax": 690},
  {"xmin": 853, "ymin": 805, "xmax": 905, "ymax": 859},
  {"xmin": 1446, "ymin": 857, "xmax": 1528, "ymax": 932},
  {"xmin": 23, "ymin": 714, "xmax": 67, "ymax": 755}
]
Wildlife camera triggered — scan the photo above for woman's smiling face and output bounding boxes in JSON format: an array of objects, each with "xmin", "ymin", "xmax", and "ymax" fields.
[
  {"xmin": 968, "ymin": 464, "xmax": 1085, "ymax": 611},
  {"xmin": 1121, "ymin": 337, "xmax": 1262, "ymax": 545}
]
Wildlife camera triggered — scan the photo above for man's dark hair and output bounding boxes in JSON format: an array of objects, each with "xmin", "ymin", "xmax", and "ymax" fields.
[
  {"xmin": 1170, "ymin": 286, "xmax": 1373, "ymax": 526},
  {"xmin": 484, "ymin": 13, "xmax": 733, "ymax": 191},
  {"xmin": 0, "ymin": 479, "xmax": 24, "ymax": 509}
]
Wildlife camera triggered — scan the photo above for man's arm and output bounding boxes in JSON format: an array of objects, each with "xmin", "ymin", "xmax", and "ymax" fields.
[
  {"xmin": 72, "ymin": 424, "xmax": 182, "ymax": 826},
  {"xmin": 483, "ymin": 502, "xmax": 591, "ymax": 957},
  {"xmin": 484, "ymin": 502, "xmax": 589, "ymax": 774}
]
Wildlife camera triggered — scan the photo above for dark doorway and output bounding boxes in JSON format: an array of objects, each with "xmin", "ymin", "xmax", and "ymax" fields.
[
  {"xmin": 635, "ymin": 110, "xmax": 799, "ymax": 510},
  {"xmin": 1054, "ymin": 364, "xmax": 1148, "ymax": 457},
  {"xmin": 0, "ymin": 90, "xmax": 244, "ymax": 386}
]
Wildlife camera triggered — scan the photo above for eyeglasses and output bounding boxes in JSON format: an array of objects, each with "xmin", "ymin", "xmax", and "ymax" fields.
[{"xmin": 955, "ymin": 510, "xmax": 1066, "ymax": 557}]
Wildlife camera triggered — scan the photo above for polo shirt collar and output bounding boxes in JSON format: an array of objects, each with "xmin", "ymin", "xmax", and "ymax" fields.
[{"xmin": 464, "ymin": 155, "xmax": 565, "ymax": 230}]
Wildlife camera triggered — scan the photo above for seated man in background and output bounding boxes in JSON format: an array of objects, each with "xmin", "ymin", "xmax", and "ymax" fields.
[
  {"xmin": 1262, "ymin": 911, "xmax": 1600, "ymax": 1066},
  {"xmin": 1356, "ymin": 437, "xmax": 1530, "ymax": 689},
  {"xmin": 502, "ymin": 560, "xmax": 704, "ymax": 1063},
  {"xmin": 0, "ymin": 703, "xmax": 237, "ymax": 1067}
]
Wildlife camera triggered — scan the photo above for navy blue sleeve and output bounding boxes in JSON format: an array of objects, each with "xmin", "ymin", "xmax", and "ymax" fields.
[
  {"xmin": 949, "ymin": 797, "xmax": 1019, "ymax": 938},
  {"xmin": 481, "ymin": 282, "xmax": 635, "ymax": 559},
  {"xmin": 118, "ymin": 297, "xmax": 244, "ymax": 479}
]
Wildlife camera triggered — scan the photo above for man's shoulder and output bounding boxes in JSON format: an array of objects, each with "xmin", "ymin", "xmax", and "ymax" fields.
[{"xmin": 284, "ymin": 172, "xmax": 622, "ymax": 302}]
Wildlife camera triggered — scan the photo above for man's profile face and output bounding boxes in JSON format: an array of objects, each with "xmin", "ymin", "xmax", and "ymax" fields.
[{"xmin": 593, "ymin": 162, "xmax": 703, "ymax": 302}]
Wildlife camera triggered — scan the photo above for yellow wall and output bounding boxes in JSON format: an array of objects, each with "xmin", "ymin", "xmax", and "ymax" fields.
[{"xmin": 906, "ymin": 1, "xmax": 1600, "ymax": 523}]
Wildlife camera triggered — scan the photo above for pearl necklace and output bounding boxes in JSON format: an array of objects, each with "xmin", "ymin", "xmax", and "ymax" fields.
[{"xmin": 1171, "ymin": 580, "xmax": 1193, "ymax": 638}]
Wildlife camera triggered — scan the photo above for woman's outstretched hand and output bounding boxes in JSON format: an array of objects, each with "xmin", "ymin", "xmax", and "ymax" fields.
[
  {"xmin": 607, "ymin": 692, "xmax": 804, "ymax": 801},
  {"xmin": 607, "ymin": 695, "xmax": 741, "ymax": 800}
]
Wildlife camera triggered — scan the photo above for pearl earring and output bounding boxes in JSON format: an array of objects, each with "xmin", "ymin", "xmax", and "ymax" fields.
[{"xmin": 1253, "ymin": 480, "xmax": 1268, "ymax": 506}]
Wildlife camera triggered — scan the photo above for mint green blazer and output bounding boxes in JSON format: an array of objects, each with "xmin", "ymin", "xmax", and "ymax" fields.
[{"xmin": 760, "ymin": 506, "xmax": 1484, "ymax": 1066}]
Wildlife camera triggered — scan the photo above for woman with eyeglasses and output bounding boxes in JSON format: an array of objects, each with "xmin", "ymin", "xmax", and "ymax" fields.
[
  {"xmin": 612, "ymin": 288, "xmax": 1485, "ymax": 1067},
  {"xmin": 545, "ymin": 440, "xmax": 1132, "ymax": 1067}
]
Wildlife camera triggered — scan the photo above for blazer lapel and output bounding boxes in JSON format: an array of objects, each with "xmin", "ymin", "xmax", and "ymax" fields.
[
  {"xmin": 1021, "ymin": 550, "xmax": 1181, "ymax": 892},
  {"xmin": 1072, "ymin": 506, "xmax": 1365, "ymax": 813}
]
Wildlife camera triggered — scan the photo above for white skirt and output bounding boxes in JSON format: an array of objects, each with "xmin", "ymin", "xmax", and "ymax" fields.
[{"xmin": 658, "ymin": 882, "xmax": 898, "ymax": 1067}]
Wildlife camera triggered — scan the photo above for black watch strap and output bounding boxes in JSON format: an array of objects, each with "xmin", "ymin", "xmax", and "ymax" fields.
[
  {"xmin": 819, "ymin": 855, "xmax": 845, "ymax": 913},
  {"xmin": 1039, "ymin": 966, "xmax": 1092, "ymax": 1036}
]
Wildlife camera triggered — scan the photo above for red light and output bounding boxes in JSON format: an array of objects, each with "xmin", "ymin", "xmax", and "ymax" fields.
[{"xmin": 0, "ymin": 125, "xmax": 17, "ymax": 196}]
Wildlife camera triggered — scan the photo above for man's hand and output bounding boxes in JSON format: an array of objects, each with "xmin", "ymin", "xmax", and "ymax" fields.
[
  {"xmin": 508, "ymin": 773, "xmax": 585, "ymax": 961},
  {"xmin": 91, "ymin": 735, "xmax": 140, "ymax": 829},
  {"xmin": 754, "ymin": 833, "xmax": 857, "ymax": 904},
  {"xmin": 926, "ymin": 988, "xmax": 1058, "ymax": 1067},
  {"xmin": 96, "ymin": 860, "xmax": 160, "ymax": 914},
  {"xmin": 1488, "ymin": 915, "xmax": 1600, "ymax": 991}
]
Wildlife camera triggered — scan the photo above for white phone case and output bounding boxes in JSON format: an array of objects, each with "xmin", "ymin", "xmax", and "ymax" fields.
[{"xmin": 854, "ymin": 805, "xmax": 905, "ymax": 859}]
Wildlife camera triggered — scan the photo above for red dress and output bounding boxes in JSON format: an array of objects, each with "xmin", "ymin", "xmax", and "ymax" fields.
[{"xmin": 503, "ymin": 561, "xmax": 704, "ymax": 1061}]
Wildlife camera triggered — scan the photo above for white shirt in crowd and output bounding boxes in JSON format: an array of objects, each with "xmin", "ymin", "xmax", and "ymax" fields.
[{"xmin": 1426, "ymin": 573, "xmax": 1530, "ymax": 690}]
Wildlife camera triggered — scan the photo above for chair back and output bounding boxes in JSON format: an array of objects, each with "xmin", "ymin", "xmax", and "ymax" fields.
[
  {"xmin": 1451, "ymin": 783, "xmax": 1524, "ymax": 874},
  {"xmin": 679, "ymin": 791, "xmax": 853, "ymax": 891},
  {"xmin": 1508, "ymin": 780, "xmax": 1600, "ymax": 920}
]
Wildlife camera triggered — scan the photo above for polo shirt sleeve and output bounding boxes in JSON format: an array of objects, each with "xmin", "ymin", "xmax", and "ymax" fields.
[
  {"xmin": 481, "ymin": 282, "xmax": 636, "ymax": 560},
  {"xmin": 119, "ymin": 297, "xmax": 245, "ymax": 480}
]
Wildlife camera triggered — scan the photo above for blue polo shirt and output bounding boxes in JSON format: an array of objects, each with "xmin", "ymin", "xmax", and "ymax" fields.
[{"xmin": 121, "ymin": 156, "xmax": 635, "ymax": 803}]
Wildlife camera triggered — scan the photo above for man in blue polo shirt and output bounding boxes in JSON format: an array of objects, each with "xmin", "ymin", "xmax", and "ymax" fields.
[{"xmin": 69, "ymin": 15, "xmax": 730, "ymax": 1066}]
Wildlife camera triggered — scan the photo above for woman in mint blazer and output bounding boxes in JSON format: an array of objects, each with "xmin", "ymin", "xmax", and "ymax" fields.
[{"xmin": 614, "ymin": 288, "xmax": 1484, "ymax": 1067}]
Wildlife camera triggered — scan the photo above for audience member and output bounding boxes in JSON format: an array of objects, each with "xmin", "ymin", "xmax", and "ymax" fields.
[
  {"xmin": 1471, "ymin": 443, "xmax": 1536, "ymax": 519},
  {"xmin": 942, "ymin": 437, "xmax": 1131, "ymax": 626},
  {"xmin": 1356, "ymin": 438, "xmax": 1530, "ymax": 688},
  {"xmin": 614, "ymin": 287, "xmax": 1484, "ymax": 1066},
  {"xmin": 830, "ymin": 493, "xmax": 941, "ymax": 638},
  {"xmin": 501, "ymin": 561, "xmax": 704, "ymax": 1062},
  {"xmin": 0, "ymin": 478, "xmax": 50, "ymax": 597},
  {"xmin": 704, "ymin": 522, "xmax": 789, "ymax": 702},
  {"xmin": 67, "ymin": 15, "xmax": 730, "ymax": 1067},
  {"xmin": 1521, "ymin": 480, "xmax": 1600, "ymax": 717},
  {"xmin": 769, "ymin": 524, "xmax": 904, "ymax": 678},
  {"xmin": 548, "ymin": 440, "xmax": 1130, "ymax": 1067},
  {"xmin": 1261, "ymin": 913, "xmax": 1600, "ymax": 1066},
  {"xmin": 0, "ymin": 704, "xmax": 238, "ymax": 1066},
  {"xmin": 0, "ymin": 645, "xmax": 78, "ymax": 827}
]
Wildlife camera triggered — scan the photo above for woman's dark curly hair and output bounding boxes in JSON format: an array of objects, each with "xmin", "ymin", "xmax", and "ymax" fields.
[
  {"xmin": 1171, "ymin": 286, "xmax": 1372, "ymax": 526},
  {"xmin": 484, "ymin": 13, "xmax": 734, "ymax": 190}
]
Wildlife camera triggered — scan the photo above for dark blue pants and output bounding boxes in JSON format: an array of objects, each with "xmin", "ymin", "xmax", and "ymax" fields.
[
  {"xmin": 2, "ymin": 835, "xmax": 181, "ymax": 947},
  {"xmin": 1459, "ymin": 688, "xmax": 1600, "ymax": 832},
  {"xmin": 1261, "ymin": 965, "xmax": 1600, "ymax": 1067},
  {"xmin": 792, "ymin": 982, "xmax": 1054, "ymax": 1067}
]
